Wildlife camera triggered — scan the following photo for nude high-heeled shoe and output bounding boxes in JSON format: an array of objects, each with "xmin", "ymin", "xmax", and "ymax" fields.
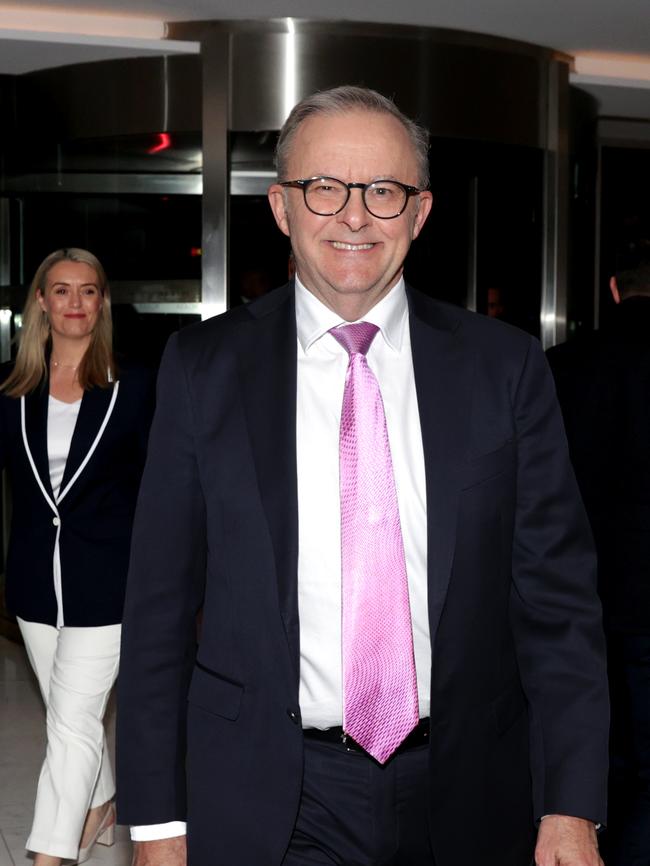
[{"xmin": 76, "ymin": 801, "xmax": 115, "ymax": 864}]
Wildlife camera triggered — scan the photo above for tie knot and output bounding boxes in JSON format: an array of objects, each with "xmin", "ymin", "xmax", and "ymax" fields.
[{"xmin": 330, "ymin": 322, "xmax": 379, "ymax": 357}]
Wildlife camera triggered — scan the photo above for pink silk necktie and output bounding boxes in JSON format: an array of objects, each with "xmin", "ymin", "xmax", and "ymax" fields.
[{"xmin": 330, "ymin": 322, "xmax": 419, "ymax": 764}]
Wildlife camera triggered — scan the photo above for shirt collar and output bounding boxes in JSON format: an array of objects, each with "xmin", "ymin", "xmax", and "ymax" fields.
[{"xmin": 295, "ymin": 275, "xmax": 408, "ymax": 354}]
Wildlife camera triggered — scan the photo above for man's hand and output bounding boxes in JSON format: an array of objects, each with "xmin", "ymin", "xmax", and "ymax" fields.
[
  {"xmin": 535, "ymin": 815, "xmax": 602, "ymax": 866},
  {"xmin": 132, "ymin": 836, "xmax": 187, "ymax": 866}
]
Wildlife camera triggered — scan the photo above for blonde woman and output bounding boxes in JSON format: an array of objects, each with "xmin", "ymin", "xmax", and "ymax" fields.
[{"xmin": 0, "ymin": 248, "xmax": 154, "ymax": 865}]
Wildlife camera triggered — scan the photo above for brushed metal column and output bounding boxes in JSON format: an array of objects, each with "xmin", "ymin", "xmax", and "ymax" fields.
[
  {"xmin": 0, "ymin": 199, "xmax": 9, "ymax": 288},
  {"xmin": 0, "ymin": 199, "xmax": 11, "ymax": 363},
  {"xmin": 201, "ymin": 29, "xmax": 230, "ymax": 318},
  {"xmin": 466, "ymin": 177, "xmax": 479, "ymax": 312},
  {"xmin": 540, "ymin": 60, "xmax": 570, "ymax": 349}
]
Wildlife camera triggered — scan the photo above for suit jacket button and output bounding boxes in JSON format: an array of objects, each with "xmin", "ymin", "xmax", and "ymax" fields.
[
  {"xmin": 52, "ymin": 516, "xmax": 60, "ymax": 527},
  {"xmin": 287, "ymin": 708, "xmax": 300, "ymax": 725}
]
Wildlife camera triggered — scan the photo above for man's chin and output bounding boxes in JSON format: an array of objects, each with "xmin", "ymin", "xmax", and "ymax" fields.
[{"xmin": 309, "ymin": 282, "xmax": 396, "ymax": 319}]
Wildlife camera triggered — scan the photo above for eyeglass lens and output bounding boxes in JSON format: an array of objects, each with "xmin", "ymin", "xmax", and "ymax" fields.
[{"xmin": 305, "ymin": 178, "xmax": 408, "ymax": 218}]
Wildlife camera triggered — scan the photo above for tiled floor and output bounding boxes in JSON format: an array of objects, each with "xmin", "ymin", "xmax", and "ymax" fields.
[{"xmin": 0, "ymin": 636, "xmax": 132, "ymax": 865}]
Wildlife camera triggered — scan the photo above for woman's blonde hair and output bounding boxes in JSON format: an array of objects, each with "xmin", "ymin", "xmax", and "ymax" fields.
[{"xmin": 0, "ymin": 248, "xmax": 116, "ymax": 398}]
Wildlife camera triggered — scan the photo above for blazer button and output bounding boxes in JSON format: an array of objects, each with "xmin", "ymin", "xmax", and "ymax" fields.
[
  {"xmin": 286, "ymin": 708, "xmax": 300, "ymax": 725},
  {"xmin": 52, "ymin": 516, "xmax": 60, "ymax": 526}
]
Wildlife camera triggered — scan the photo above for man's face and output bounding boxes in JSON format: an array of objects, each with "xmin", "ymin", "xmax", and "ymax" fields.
[{"xmin": 268, "ymin": 110, "xmax": 432, "ymax": 318}]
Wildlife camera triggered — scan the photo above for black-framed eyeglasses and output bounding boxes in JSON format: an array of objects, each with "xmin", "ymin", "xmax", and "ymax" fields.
[{"xmin": 280, "ymin": 176, "xmax": 424, "ymax": 219}]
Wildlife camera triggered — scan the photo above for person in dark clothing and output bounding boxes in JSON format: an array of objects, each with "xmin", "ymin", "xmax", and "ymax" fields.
[
  {"xmin": 548, "ymin": 229, "xmax": 650, "ymax": 866},
  {"xmin": 117, "ymin": 86, "xmax": 607, "ymax": 866}
]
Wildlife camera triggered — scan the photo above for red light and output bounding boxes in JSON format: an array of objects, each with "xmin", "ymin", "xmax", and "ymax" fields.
[
  {"xmin": 148, "ymin": 133, "xmax": 171, "ymax": 154},
  {"xmin": 190, "ymin": 247, "xmax": 202, "ymax": 258}
]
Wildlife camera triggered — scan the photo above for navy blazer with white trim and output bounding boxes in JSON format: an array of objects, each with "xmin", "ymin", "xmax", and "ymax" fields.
[{"xmin": 0, "ymin": 361, "xmax": 154, "ymax": 626}]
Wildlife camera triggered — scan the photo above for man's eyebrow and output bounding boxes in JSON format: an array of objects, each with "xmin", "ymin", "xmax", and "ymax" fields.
[{"xmin": 307, "ymin": 175, "xmax": 403, "ymax": 182}]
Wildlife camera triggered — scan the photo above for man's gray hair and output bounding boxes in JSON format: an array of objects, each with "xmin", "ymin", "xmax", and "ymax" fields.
[{"xmin": 275, "ymin": 85, "xmax": 430, "ymax": 189}]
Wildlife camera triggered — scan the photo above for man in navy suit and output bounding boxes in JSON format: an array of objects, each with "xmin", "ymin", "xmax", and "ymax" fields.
[{"xmin": 117, "ymin": 86, "xmax": 608, "ymax": 866}]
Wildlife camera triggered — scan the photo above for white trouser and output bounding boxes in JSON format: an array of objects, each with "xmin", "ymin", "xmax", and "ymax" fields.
[{"xmin": 17, "ymin": 618, "xmax": 121, "ymax": 859}]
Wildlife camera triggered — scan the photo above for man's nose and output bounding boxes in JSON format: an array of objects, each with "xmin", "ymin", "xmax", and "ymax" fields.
[{"xmin": 336, "ymin": 188, "xmax": 370, "ymax": 230}]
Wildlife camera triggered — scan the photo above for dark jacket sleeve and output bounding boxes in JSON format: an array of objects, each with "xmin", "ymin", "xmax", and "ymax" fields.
[
  {"xmin": 117, "ymin": 334, "xmax": 207, "ymax": 825},
  {"xmin": 509, "ymin": 337, "xmax": 609, "ymax": 824}
]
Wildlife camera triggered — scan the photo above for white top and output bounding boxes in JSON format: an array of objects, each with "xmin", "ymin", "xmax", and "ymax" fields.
[
  {"xmin": 295, "ymin": 275, "xmax": 430, "ymax": 728},
  {"xmin": 47, "ymin": 395, "xmax": 82, "ymax": 501}
]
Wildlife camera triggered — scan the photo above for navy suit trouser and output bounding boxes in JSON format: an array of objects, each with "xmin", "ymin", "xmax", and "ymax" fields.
[{"xmin": 282, "ymin": 738, "xmax": 435, "ymax": 866}]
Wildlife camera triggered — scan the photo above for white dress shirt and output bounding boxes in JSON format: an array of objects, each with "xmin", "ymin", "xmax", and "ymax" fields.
[
  {"xmin": 131, "ymin": 276, "xmax": 430, "ymax": 841},
  {"xmin": 295, "ymin": 275, "xmax": 430, "ymax": 728}
]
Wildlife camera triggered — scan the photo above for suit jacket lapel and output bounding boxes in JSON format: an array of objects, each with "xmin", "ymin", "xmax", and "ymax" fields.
[
  {"xmin": 408, "ymin": 288, "xmax": 474, "ymax": 642},
  {"xmin": 24, "ymin": 384, "xmax": 55, "ymax": 503},
  {"xmin": 59, "ymin": 384, "xmax": 115, "ymax": 495},
  {"xmin": 236, "ymin": 284, "xmax": 300, "ymax": 683}
]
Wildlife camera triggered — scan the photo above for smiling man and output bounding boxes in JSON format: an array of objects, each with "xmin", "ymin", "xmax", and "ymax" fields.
[
  {"xmin": 117, "ymin": 86, "xmax": 608, "ymax": 866},
  {"xmin": 268, "ymin": 107, "xmax": 431, "ymax": 320}
]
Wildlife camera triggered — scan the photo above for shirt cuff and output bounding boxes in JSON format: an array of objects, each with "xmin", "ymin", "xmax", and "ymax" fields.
[
  {"xmin": 130, "ymin": 821, "xmax": 187, "ymax": 841},
  {"xmin": 539, "ymin": 815, "xmax": 601, "ymax": 830}
]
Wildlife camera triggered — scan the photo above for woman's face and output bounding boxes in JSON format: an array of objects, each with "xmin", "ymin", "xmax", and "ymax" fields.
[{"xmin": 37, "ymin": 260, "xmax": 103, "ymax": 342}]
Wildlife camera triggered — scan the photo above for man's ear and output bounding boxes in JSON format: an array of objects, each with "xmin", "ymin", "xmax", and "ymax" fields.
[
  {"xmin": 268, "ymin": 185, "xmax": 291, "ymax": 238},
  {"xmin": 609, "ymin": 276, "xmax": 621, "ymax": 305},
  {"xmin": 411, "ymin": 191, "xmax": 433, "ymax": 240}
]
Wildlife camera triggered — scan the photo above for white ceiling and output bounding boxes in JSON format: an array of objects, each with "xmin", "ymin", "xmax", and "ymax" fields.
[
  {"xmin": 0, "ymin": 0, "xmax": 648, "ymax": 119},
  {"xmin": 4, "ymin": 0, "xmax": 649, "ymax": 56}
]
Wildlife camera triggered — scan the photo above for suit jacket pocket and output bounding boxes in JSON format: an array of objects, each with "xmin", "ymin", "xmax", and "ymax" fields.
[
  {"xmin": 491, "ymin": 682, "xmax": 527, "ymax": 736},
  {"xmin": 187, "ymin": 664, "xmax": 244, "ymax": 721},
  {"xmin": 461, "ymin": 440, "xmax": 514, "ymax": 491}
]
